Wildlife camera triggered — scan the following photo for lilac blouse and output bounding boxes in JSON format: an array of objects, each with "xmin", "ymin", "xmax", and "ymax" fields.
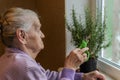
[{"xmin": 0, "ymin": 48, "xmax": 83, "ymax": 80}]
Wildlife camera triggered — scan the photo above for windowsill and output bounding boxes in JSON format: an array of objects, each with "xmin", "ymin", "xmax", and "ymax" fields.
[
  {"xmin": 100, "ymin": 71, "xmax": 114, "ymax": 80},
  {"xmin": 98, "ymin": 59, "xmax": 120, "ymax": 80}
]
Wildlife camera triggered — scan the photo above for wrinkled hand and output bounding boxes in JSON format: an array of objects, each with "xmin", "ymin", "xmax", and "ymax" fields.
[
  {"xmin": 64, "ymin": 48, "xmax": 89, "ymax": 70},
  {"xmin": 82, "ymin": 71, "xmax": 105, "ymax": 80}
]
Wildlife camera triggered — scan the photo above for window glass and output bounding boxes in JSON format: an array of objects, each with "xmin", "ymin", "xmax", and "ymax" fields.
[{"xmin": 101, "ymin": 0, "xmax": 120, "ymax": 67}]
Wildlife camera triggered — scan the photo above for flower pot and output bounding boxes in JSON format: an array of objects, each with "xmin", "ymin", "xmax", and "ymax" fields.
[{"xmin": 80, "ymin": 58, "xmax": 97, "ymax": 73}]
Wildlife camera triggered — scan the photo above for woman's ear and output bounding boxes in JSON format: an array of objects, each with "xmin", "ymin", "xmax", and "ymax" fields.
[{"xmin": 16, "ymin": 29, "xmax": 27, "ymax": 44}]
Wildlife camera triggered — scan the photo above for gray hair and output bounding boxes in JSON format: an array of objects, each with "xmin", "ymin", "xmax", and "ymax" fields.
[{"xmin": 0, "ymin": 7, "xmax": 39, "ymax": 47}]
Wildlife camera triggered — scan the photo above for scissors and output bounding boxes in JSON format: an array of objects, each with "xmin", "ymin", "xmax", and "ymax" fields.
[{"xmin": 79, "ymin": 40, "xmax": 90, "ymax": 61}]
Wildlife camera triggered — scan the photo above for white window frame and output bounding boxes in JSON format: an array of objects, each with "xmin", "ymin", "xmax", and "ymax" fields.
[{"xmin": 96, "ymin": 0, "xmax": 120, "ymax": 80}]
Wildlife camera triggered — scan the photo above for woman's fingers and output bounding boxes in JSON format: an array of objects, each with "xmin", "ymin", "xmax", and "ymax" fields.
[
  {"xmin": 64, "ymin": 47, "xmax": 89, "ymax": 70},
  {"xmin": 78, "ymin": 47, "xmax": 89, "ymax": 54}
]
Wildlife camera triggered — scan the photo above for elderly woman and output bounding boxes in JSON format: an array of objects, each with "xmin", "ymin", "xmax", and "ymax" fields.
[{"xmin": 0, "ymin": 8, "xmax": 105, "ymax": 80}]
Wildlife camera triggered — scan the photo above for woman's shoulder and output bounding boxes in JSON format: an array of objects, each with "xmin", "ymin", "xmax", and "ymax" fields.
[{"xmin": 14, "ymin": 52, "xmax": 39, "ymax": 68}]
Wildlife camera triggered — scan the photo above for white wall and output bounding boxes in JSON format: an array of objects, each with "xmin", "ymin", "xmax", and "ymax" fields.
[{"xmin": 65, "ymin": 0, "xmax": 89, "ymax": 55}]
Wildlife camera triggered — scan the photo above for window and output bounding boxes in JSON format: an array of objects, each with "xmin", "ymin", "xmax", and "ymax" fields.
[{"xmin": 97, "ymin": 0, "xmax": 120, "ymax": 79}]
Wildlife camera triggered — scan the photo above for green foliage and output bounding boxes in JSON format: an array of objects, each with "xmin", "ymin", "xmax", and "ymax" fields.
[{"xmin": 66, "ymin": 8, "xmax": 111, "ymax": 58}]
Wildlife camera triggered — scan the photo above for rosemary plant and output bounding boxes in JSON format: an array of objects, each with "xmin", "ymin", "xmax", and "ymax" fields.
[{"xmin": 66, "ymin": 8, "xmax": 110, "ymax": 59}]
